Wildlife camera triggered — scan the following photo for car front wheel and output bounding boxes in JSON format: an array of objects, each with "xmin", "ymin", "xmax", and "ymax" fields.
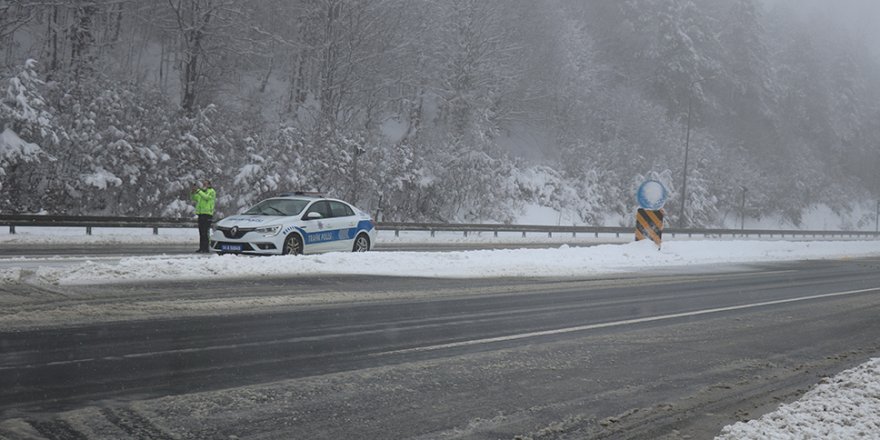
[
  {"xmin": 352, "ymin": 234, "xmax": 370, "ymax": 252},
  {"xmin": 282, "ymin": 234, "xmax": 303, "ymax": 255}
]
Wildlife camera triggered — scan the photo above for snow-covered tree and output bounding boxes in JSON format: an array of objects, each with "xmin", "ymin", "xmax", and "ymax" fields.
[
  {"xmin": 719, "ymin": 0, "xmax": 771, "ymax": 114},
  {"xmin": 1, "ymin": 59, "xmax": 60, "ymax": 145},
  {"xmin": 433, "ymin": 0, "xmax": 519, "ymax": 145},
  {"xmin": 157, "ymin": 104, "xmax": 228, "ymax": 216},
  {"xmin": 642, "ymin": 0, "xmax": 720, "ymax": 114},
  {"xmin": 0, "ymin": 1, "xmax": 878, "ymax": 227},
  {"xmin": 367, "ymin": 141, "xmax": 430, "ymax": 222},
  {"xmin": 49, "ymin": 76, "xmax": 173, "ymax": 214},
  {"xmin": 0, "ymin": 59, "xmax": 62, "ymax": 210}
]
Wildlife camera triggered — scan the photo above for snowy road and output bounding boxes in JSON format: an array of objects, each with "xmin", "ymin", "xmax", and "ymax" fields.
[{"xmin": 2, "ymin": 258, "xmax": 880, "ymax": 439}]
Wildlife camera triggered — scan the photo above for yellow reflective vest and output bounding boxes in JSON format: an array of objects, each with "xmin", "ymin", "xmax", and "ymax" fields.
[{"xmin": 192, "ymin": 187, "xmax": 216, "ymax": 215}]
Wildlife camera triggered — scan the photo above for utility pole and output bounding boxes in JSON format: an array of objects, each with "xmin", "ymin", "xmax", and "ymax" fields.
[
  {"xmin": 680, "ymin": 95, "xmax": 693, "ymax": 228},
  {"xmin": 740, "ymin": 186, "xmax": 748, "ymax": 231},
  {"xmin": 875, "ymin": 200, "xmax": 879, "ymax": 233},
  {"xmin": 350, "ymin": 143, "xmax": 365, "ymax": 203},
  {"xmin": 679, "ymin": 77, "xmax": 711, "ymax": 227}
]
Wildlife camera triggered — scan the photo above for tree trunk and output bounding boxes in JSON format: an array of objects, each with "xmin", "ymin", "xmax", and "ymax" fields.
[{"xmin": 50, "ymin": 5, "xmax": 58, "ymax": 72}]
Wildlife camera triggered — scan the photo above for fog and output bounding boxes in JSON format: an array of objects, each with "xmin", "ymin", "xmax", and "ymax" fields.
[
  {"xmin": 2, "ymin": 0, "xmax": 880, "ymax": 229},
  {"xmin": 766, "ymin": 0, "xmax": 880, "ymax": 56}
]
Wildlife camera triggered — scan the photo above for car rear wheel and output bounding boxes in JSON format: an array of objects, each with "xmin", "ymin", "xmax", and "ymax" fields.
[
  {"xmin": 352, "ymin": 234, "xmax": 370, "ymax": 252},
  {"xmin": 282, "ymin": 234, "xmax": 303, "ymax": 255}
]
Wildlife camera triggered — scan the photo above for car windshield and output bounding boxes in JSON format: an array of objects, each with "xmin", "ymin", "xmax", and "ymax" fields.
[{"xmin": 243, "ymin": 198, "xmax": 309, "ymax": 216}]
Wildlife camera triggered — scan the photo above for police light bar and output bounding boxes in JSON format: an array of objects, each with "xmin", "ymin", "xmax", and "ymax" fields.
[{"xmin": 278, "ymin": 191, "xmax": 324, "ymax": 198}]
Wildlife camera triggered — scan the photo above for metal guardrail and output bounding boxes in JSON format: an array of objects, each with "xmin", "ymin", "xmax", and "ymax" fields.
[
  {"xmin": 0, "ymin": 214, "xmax": 195, "ymax": 235},
  {"xmin": 2, "ymin": 214, "xmax": 879, "ymax": 240},
  {"xmin": 378, "ymin": 221, "xmax": 880, "ymax": 239}
]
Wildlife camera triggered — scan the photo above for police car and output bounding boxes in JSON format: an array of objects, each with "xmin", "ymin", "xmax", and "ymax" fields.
[{"xmin": 211, "ymin": 193, "xmax": 376, "ymax": 255}]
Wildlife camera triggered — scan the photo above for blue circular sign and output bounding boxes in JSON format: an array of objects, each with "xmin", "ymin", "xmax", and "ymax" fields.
[{"xmin": 637, "ymin": 180, "xmax": 668, "ymax": 210}]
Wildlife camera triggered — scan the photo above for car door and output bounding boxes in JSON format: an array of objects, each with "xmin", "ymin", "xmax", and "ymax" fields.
[
  {"xmin": 300, "ymin": 200, "xmax": 334, "ymax": 253},
  {"xmin": 326, "ymin": 200, "xmax": 358, "ymax": 251}
]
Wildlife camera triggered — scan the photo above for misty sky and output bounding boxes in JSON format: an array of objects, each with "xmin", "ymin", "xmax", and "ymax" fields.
[{"xmin": 765, "ymin": 0, "xmax": 880, "ymax": 56}]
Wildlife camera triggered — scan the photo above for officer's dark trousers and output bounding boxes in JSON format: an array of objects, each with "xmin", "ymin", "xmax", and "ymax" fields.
[{"xmin": 197, "ymin": 214, "xmax": 213, "ymax": 252}]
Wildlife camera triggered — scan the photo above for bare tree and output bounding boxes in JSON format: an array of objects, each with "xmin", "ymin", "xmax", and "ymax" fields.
[
  {"xmin": 0, "ymin": 0, "xmax": 39, "ymax": 39},
  {"xmin": 156, "ymin": 0, "xmax": 273, "ymax": 112},
  {"xmin": 433, "ymin": 0, "xmax": 521, "ymax": 145}
]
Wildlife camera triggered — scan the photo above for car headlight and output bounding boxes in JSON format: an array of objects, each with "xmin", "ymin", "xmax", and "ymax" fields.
[{"xmin": 255, "ymin": 225, "xmax": 282, "ymax": 237}]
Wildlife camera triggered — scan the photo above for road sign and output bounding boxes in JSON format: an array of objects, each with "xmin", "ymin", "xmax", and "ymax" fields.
[
  {"xmin": 635, "ymin": 208, "xmax": 664, "ymax": 249},
  {"xmin": 637, "ymin": 180, "xmax": 668, "ymax": 210}
]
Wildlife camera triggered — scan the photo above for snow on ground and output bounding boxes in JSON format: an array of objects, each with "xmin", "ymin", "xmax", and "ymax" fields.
[
  {"xmin": 6, "ymin": 225, "xmax": 875, "ymax": 288},
  {"xmin": 3, "ymin": 228, "xmax": 880, "ymax": 437},
  {"xmin": 715, "ymin": 358, "xmax": 880, "ymax": 439},
  {"xmin": 3, "ymin": 239, "xmax": 879, "ymax": 285}
]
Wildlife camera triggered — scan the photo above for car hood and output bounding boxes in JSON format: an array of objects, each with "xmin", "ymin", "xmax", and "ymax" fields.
[{"xmin": 216, "ymin": 215, "xmax": 287, "ymax": 227}]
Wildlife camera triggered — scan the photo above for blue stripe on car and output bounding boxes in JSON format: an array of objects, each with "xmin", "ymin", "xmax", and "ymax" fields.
[
  {"xmin": 294, "ymin": 221, "xmax": 373, "ymax": 245},
  {"xmin": 357, "ymin": 219, "xmax": 375, "ymax": 231}
]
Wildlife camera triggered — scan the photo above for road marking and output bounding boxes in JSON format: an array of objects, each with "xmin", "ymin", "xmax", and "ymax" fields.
[
  {"xmin": 377, "ymin": 286, "xmax": 880, "ymax": 356},
  {"xmin": 0, "ymin": 277, "xmax": 866, "ymax": 371}
]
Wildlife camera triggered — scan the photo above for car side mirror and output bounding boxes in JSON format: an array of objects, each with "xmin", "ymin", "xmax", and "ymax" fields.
[{"xmin": 305, "ymin": 212, "xmax": 323, "ymax": 220}]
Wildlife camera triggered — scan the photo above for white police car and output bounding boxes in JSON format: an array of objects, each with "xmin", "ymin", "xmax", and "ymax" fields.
[{"xmin": 211, "ymin": 193, "xmax": 376, "ymax": 255}]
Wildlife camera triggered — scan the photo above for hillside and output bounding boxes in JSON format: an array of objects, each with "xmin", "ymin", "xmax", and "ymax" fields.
[{"xmin": 2, "ymin": 0, "xmax": 879, "ymax": 228}]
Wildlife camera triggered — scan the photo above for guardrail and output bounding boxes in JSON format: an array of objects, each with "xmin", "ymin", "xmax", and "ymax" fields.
[
  {"xmin": 2, "ymin": 214, "xmax": 879, "ymax": 240},
  {"xmin": 0, "ymin": 214, "xmax": 195, "ymax": 235},
  {"xmin": 378, "ymin": 222, "xmax": 880, "ymax": 239}
]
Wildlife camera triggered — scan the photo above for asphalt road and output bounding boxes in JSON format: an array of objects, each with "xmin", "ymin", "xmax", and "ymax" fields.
[{"xmin": 1, "ymin": 258, "xmax": 880, "ymax": 439}]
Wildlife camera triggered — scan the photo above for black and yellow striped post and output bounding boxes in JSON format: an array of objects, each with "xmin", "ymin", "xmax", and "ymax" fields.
[{"xmin": 635, "ymin": 208, "xmax": 664, "ymax": 249}]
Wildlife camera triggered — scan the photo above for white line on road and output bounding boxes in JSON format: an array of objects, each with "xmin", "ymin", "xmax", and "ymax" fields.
[
  {"xmin": 376, "ymin": 286, "xmax": 880, "ymax": 356},
  {"xmin": 4, "ymin": 285, "xmax": 877, "ymax": 370}
]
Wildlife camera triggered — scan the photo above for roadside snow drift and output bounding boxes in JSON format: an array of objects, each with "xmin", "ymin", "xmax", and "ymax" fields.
[
  {"xmin": 716, "ymin": 358, "xmax": 880, "ymax": 439},
  {"xmin": 12, "ymin": 239, "xmax": 880, "ymax": 285}
]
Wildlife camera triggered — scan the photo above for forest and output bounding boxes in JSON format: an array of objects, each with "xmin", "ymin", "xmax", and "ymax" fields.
[{"xmin": 1, "ymin": 0, "xmax": 879, "ymax": 228}]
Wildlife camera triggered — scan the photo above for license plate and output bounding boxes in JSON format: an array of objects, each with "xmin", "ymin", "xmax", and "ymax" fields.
[{"xmin": 221, "ymin": 243, "xmax": 243, "ymax": 252}]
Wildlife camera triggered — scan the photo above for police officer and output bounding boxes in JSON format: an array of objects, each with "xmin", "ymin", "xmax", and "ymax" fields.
[{"xmin": 191, "ymin": 179, "xmax": 216, "ymax": 253}]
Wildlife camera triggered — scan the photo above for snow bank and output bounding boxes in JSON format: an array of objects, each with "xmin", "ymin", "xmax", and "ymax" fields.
[
  {"xmin": 20, "ymin": 239, "xmax": 880, "ymax": 285},
  {"xmin": 717, "ymin": 358, "xmax": 880, "ymax": 439}
]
